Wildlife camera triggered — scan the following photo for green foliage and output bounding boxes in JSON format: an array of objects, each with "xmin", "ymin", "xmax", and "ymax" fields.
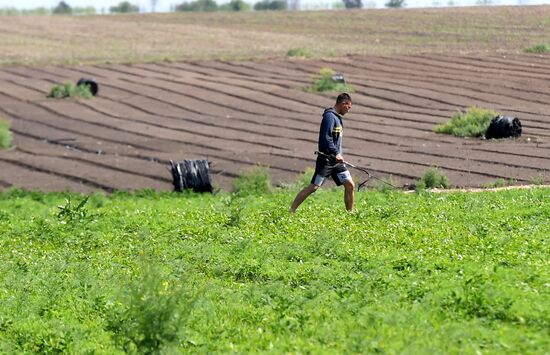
[
  {"xmin": 109, "ymin": 1, "xmax": 140, "ymax": 13},
  {"xmin": 47, "ymin": 82, "xmax": 93, "ymax": 99},
  {"xmin": 305, "ymin": 67, "xmax": 354, "ymax": 93},
  {"xmin": 52, "ymin": 1, "xmax": 72, "ymax": 14},
  {"xmin": 416, "ymin": 167, "xmax": 451, "ymax": 190},
  {"xmin": 253, "ymin": 0, "xmax": 287, "ymax": 10},
  {"xmin": 434, "ymin": 107, "xmax": 497, "ymax": 138},
  {"xmin": 0, "ymin": 118, "xmax": 12, "ymax": 150},
  {"xmin": 175, "ymin": 0, "xmax": 218, "ymax": 12},
  {"xmin": 530, "ymin": 174, "xmax": 545, "ymax": 186},
  {"xmin": 485, "ymin": 178, "xmax": 517, "ymax": 188},
  {"xmin": 523, "ymin": 44, "xmax": 550, "ymax": 53},
  {"xmin": 232, "ymin": 166, "xmax": 272, "ymax": 196},
  {"xmin": 219, "ymin": 0, "xmax": 251, "ymax": 11},
  {"xmin": 385, "ymin": 0, "xmax": 405, "ymax": 7},
  {"xmin": 287, "ymin": 47, "xmax": 311, "ymax": 58},
  {"xmin": 343, "ymin": 0, "xmax": 363, "ymax": 8},
  {"xmin": 108, "ymin": 264, "xmax": 193, "ymax": 353},
  {"xmin": 0, "ymin": 188, "xmax": 548, "ymax": 352}
]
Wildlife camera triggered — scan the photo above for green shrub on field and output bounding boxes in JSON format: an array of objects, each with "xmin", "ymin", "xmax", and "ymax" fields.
[
  {"xmin": 416, "ymin": 167, "xmax": 450, "ymax": 190},
  {"xmin": 219, "ymin": 0, "xmax": 251, "ymax": 11},
  {"xmin": 524, "ymin": 43, "xmax": 550, "ymax": 53},
  {"xmin": 485, "ymin": 178, "xmax": 518, "ymax": 188},
  {"xmin": 175, "ymin": 0, "xmax": 218, "ymax": 11},
  {"xmin": 530, "ymin": 174, "xmax": 545, "ymax": 185},
  {"xmin": 305, "ymin": 67, "xmax": 353, "ymax": 93},
  {"xmin": 253, "ymin": 0, "xmax": 287, "ymax": 10},
  {"xmin": 0, "ymin": 188, "xmax": 548, "ymax": 353},
  {"xmin": 0, "ymin": 118, "xmax": 12, "ymax": 150},
  {"xmin": 434, "ymin": 107, "xmax": 497, "ymax": 138},
  {"xmin": 110, "ymin": 1, "xmax": 140, "ymax": 13},
  {"xmin": 287, "ymin": 47, "xmax": 311, "ymax": 58},
  {"xmin": 108, "ymin": 264, "xmax": 192, "ymax": 354},
  {"xmin": 232, "ymin": 166, "xmax": 272, "ymax": 196},
  {"xmin": 48, "ymin": 82, "xmax": 93, "ymax": 99}
]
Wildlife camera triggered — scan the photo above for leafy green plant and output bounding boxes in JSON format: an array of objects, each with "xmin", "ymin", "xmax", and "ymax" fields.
[
  {"xmin": 434, "ymin": 107, "xmax": 497, "ymax": 137},
  {"xmin": 0, "ymin": 118, "xmax": 12, "ymax": 150},
  {"xmin": 56, "ymin": 196, "xmax": 93, "ymax": 224},
  {"xmin": 219, "ymin": 0, "xmax": 251, "ymax": 11},
  {"xmin": 287, "ymin": 47, "xmax": 311, "ymax": 58},
  {"xmin": 175, "ymin": 0, "xmax": 218, "ymax": 11},
  {"xmin": 305, "ymin": 68, "xmax": 354, "ymax": 93},
  {"xmin": 416, "ymin": 167, "xmax": 450, "ymax": 190},
  {"xmin": 232, "ymin": 166, "xmax": 272, "ymax": 196},
  {"xmin": 108, "ymin": 264, "xmax": 193, "ymax": 354},
  {"xmin": 253, "ymin": 0, "xmax": 287, "ymax": 10},
  {"xmin": 530, "ymin": 174, "xmax": 545, "ymax": 185},
  {"xmin": 110, "ymin": 1, "xmax": 140, "ymax": 13},
  {"xmin": 48, "ymin": 82, "xmax": 93, "ymax": 99},
  {"xmin": 524, "ymin": 43, "xmax": 550, "ymax": 53}
]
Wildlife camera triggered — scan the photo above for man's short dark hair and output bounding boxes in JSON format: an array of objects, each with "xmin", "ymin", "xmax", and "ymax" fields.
[{"xmin": 336, "ymin": 93, "xmax": 352, "ymax": 104}]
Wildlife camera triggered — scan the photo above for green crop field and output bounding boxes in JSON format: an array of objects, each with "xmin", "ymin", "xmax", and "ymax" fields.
[{"xmin": 0, "ymin": 187, "xmax": 548, "ymax": 353}]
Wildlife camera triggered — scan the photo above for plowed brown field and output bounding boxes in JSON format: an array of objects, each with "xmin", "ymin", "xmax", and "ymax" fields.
[{"xmin": 1, "ymin": 51, "xmax": 549, "ymax": 192}]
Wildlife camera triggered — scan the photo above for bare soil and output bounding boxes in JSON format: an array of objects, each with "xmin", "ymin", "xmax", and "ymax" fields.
[{"xmin": 0, "ymin": 52, "xmax": 549, "ymax": 192}]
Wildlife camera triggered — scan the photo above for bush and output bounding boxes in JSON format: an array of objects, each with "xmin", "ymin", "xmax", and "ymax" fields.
[
  {"xmin": 220, "ymin": 0, "xmax": 251, "ymax": 11},
  {"xmin": 434, "ymin": 107, "xmax": 497, "ymax": 138},
  {"xmin": 253, "ymin": 0, "xmax": 287, "ymax": 10},
  {"xmin": 530, "ymin": 174, "xmax": 545, "ymax": 185},
  {"xmin": 110, "ymin": 1, "xmax": 140, "ymax": 13},
  {"xmin": 305, "ymin": 68, "xmax": 353, "ymax": 93},
  {"xmin": 343, "ymin": 0, "xmax": 362, "ymax": 8},
  {"xmin": 287, "ymin": 47, "xmax": 311, "ymax": 58},
  {"xmin": 385, "ymin": 0, "xmax": 405, "ymax": 7},
  {"xmin": 0, "ymin": 118, "xmax": 13, "ymax": 150},
  {"xmin": 416, "ymin": 167, "xmax": 450, "ymax": 190},
  {"xmin": 175, "ymin": 0, "xmax": 218, "ymax": 11},
  {"xmin": 524, "ymin": 44, "xmax": 550, "ymax": 53},
  {"xmin": 52, "ymin": 1, "xmax": 71, "ymax": 14},
  {"xmin": 232, "ymin": 166, "xmax": 272, "ymax": 196},
  {"xmin": 48, "ymin": 82, "xmax": 93, "ymax": 99}
]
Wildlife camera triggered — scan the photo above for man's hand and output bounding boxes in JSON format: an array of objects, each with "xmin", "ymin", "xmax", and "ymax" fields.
[{"xmin": 335, "ymin": 154, "xmax": 344, "ymax": 163}]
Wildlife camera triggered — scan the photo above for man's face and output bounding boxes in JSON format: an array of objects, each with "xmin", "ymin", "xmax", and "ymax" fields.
[{"xmin": 337, "ymin": 100, "xmax": 352, "ymax": 116}]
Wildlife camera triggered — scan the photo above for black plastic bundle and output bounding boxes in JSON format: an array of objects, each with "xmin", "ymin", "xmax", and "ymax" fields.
[
  {"xmin": 485, "ymin": 115, "xmax": 522, "ymax": 139},
  {"xmin": 77, "ymin": 77, "xmax": 99, "ymax": 96},
  {"xmin": 170, "ymin": 159, "xmax": 212, "ymax": 193}
]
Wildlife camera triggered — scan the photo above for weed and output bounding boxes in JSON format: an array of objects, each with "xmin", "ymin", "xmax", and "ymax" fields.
[
  {"xmin": 434, "ymin": 107, "xmax": 497, "ymax": 137},
  {"xmin": 0, "ymin": 118, "xmax": 13, "ymax": 150},
  {"xmin": 108, "ymin": 264, "xmax": 193, "ymax": 354},
  {"xmin": 305, "ymin": 68, "xmax": 353, "ymax": 93},
  {"xmin": 530, "ymin": 174, "xmax": 545, "ymax": 185},
  {"xmin": 523, "ymin": 43, "xmax": 550, "ymax": 53},
  {"xmin": 416, "ymin": 167, "xmax": 450, "ymax": 190},
  {"xmin": 56, "ymin": 196, "xmax": 95, "ymax": 224},
  {"xmin": 287, "ymin": 47, "xmax": 311, "ymax": 58},
  {"xmin": 47, "ymin": 82, "xmax": 93, "ymax": 99},
  {"xmin": 232, "ymin": 166, "xmax": 272, "ymax": 196}
]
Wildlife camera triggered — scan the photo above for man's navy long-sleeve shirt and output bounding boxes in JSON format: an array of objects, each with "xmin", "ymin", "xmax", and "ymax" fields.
[{"xmin": 318, "ymin": 107, "xmax": 343, "ymax": 156}]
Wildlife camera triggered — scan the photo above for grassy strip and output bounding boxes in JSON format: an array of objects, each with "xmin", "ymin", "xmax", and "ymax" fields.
[
  {"xmin": 0, "ymin": 187, "xmax": 548, "ymax": 353},
  {"xmin": 0, "ymin": 118, "xmax": 12, "ymax": 149},
  {"xmin": 434, "ymin": 107, "xmax": 496, "ymax": 138}
]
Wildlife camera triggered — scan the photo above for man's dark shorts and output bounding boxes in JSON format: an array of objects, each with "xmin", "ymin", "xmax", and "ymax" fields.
[{"xmin": 311, "ymin": 156, "xmax": 352, "ymax": 187}]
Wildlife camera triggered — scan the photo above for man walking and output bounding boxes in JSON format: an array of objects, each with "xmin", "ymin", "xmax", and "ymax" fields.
[{"xmin": 290, "ymin": 93, "xmax": 355, "ymax": 212}]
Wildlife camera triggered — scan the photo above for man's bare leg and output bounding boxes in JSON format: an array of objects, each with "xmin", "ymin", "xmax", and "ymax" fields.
[
  {"xmin": 343, "ymin": 180, "xmax": 355, "ymax": 211},
  {"xmin": 290, "ymin": 184, "xmax": 319, "ymax": 212}
]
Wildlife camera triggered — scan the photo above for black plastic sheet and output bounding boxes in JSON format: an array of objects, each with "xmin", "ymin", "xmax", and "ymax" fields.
[{"xmin": 170, "ymin": 159, "xmax": 212, "ymax": 193}]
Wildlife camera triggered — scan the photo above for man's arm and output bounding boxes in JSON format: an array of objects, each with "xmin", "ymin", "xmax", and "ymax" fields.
[{"xmin": 320, "ymin": 115, "xmax": 339, "ymax": 156}]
